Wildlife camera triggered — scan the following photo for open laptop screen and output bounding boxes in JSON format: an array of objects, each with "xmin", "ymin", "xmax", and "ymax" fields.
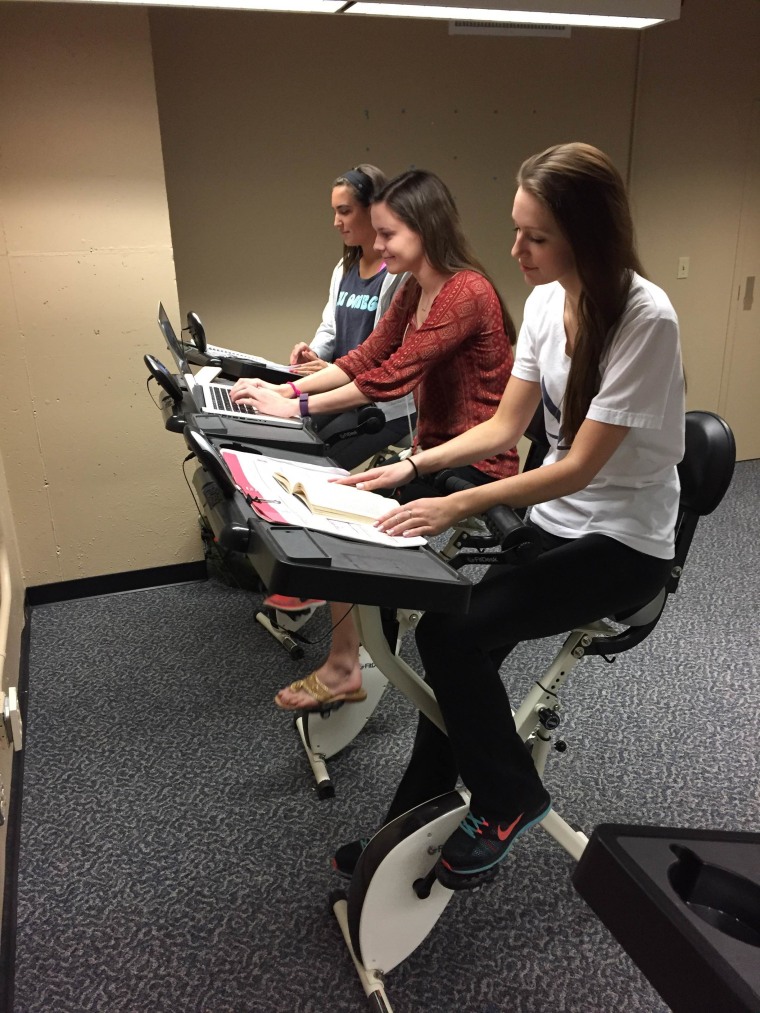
[{"xmin": 158, "ymin": 302, "xmax": 189, "ymax": 375}]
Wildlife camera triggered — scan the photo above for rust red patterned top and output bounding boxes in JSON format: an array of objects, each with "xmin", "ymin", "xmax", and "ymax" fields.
[{"xmin": 334, "ymin": 270, "xmax": 518, "ymax": 480}]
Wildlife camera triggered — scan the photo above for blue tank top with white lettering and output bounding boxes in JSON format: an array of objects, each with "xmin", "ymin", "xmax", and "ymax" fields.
[{"xmin": 333, "ymin": 263, "xmax": 386, "ymax": 359}]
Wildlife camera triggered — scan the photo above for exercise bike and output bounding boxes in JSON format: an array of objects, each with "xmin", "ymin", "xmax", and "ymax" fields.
[
  {"xmin": 285, "ymin": 489, "xmax": 535, "ymax": 800},
  {"xmin": 289, "ymin": 409, "xmax": 549, "ymax": 799},
  {"xmin": 327, "ymin": 410, "xmax": 736, "ymax": 1011}
]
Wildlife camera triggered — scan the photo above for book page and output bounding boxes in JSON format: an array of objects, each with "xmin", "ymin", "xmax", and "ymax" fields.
[
  {"xmin": 271, "ymin": 462, "xmax": 395, "ymax": 524},
  {"xmin": 220, "ymin": 450, "xmax": 426, "ymax": 549}
]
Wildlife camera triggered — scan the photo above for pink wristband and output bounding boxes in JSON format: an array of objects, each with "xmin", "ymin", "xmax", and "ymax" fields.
[{"xmin": 287, "ymin": 381, "xmax": 302, "ymax": 399}]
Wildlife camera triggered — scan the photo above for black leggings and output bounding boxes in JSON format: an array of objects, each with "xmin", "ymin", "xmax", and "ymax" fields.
[{"xmin": 385, "ymin": 526, "xmax": 672, "ymax": 824}]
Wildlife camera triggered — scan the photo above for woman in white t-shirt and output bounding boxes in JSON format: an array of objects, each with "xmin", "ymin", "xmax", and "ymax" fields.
[{"xmin": 331, "ymin": 142, "xmax": 686, "ymax": 889}]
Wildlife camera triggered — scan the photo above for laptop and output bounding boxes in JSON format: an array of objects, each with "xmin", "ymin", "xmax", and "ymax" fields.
[
  {"xmin": 186, "ymin": 310, "xmax": 295, "ymax": 374},
  {"xmin": 157, "ymin": 302, "xmax": 302, "ymax": 428}
]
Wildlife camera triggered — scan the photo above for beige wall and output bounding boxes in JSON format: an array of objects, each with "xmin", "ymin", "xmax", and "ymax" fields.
[
  {"xmin": 150, "ymin": 8, "xmax": 639, "ymax": 355},
  {"xmin": 630, "ymin": 0, "xmax": 760, "ymax": 451},
  {"xmin": 151, "ymin": 1, "xmax": 760, "ymax": 453},
  {"xmin": 0, "ymin": 3, "xmax": 197, "ymax": 587}
]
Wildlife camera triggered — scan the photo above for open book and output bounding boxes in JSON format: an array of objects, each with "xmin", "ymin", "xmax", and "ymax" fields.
[
  {"xmin": 271, "ymin": 462, "xmax": 393, "ymax": 525},
  {"xmin": 219, "ymin": 450, "xmax": 426, "ymax": 549}
]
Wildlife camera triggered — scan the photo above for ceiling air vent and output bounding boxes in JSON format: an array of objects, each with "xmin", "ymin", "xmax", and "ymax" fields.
[{"xmin": 449, "ymin": 19, "xmax": 571, "ymax": 37}]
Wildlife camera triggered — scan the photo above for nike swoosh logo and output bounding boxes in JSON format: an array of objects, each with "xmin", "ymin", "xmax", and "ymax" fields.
[{"xmin": 497, "ymin": 814, "xmax": 523, "ymax": 841}]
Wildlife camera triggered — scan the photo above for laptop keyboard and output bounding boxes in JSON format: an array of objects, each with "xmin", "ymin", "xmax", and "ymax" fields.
[{"xmin": 209, "ymin": 384, "xmax": 257, "ymax": 415}]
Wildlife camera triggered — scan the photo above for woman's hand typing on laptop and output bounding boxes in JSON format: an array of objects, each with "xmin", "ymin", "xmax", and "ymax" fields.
[
  {"xmin": 230, "ymin": 377, "xmax": 301, "ymax": 418},
  {"xmin": 230, "ymin": 377, "xmax": 276, "ymax": 396}
]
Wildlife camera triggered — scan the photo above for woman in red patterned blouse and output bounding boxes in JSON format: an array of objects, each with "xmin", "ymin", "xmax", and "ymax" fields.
[{"xmin": 230, "ymin": 170, "xmax": 519, "ymax": 712}]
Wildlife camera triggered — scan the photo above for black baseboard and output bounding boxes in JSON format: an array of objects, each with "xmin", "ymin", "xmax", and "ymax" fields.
[
  {"xmin": 26, "ymin": 561, "xmax": 207, "ymax": 607},
  {"xmin": 1, "ymin": 610, "xmax": 30, "ymax": 1013}
]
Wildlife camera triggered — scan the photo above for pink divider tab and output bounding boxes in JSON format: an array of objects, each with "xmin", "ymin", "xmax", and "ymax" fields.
[{"xmin": 220, "ymin": 450, "xmax": 288, "ymax": 524}]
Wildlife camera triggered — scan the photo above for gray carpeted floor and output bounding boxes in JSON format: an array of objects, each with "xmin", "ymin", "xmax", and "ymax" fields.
[{"xmin": 14, "ymin": 460, "xmax": 760, "ymax": 1013}]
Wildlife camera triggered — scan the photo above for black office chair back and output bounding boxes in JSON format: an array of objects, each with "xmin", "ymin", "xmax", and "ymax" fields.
[
  {"xmin": 679, "ymin": 410, "xmax": 737, "ymax": 515},
  {"xmin": 589, "ymin": 410, "xmax": 736, "ymax": 653},
  {"xmin": 667, "ymin": 411, "xmax": 736, "ymax": 596},
  {"xmin": 669, "ymin": 411, "xmax": 736, "ymax": 580}
]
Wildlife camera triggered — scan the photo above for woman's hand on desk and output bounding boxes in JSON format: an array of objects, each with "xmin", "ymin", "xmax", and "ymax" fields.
[
  {"xmin": 290, "ymin": 342, "xmax": 313, "ymax": 363},
  {"xmin": 290, "ymin": 343, "xmax": 328, "ymax": 372},
  {"xmin": 374, "ymin": 496, "xmax": 466, "ymax": 539},
  {"xmin": 291, "ymin": 358, "xmax": 329, "ymax": 375},
  {"xmin": 335, "ymin": 459, "xmax": 414, "ymax": 493},
  {"xmin": 338, "ymin": 459, "xmax": 475, "ymax": 537}
]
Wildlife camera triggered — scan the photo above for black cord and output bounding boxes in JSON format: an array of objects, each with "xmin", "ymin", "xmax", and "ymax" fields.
[
  {"xmin": 178, "ymin": 459, "xmax": 202, "ymax": 522},
  {"xmin": 146, "ymin": 375, "xmax": 162, "ymax": 409},
  {"xmin": 285, "ymin": 603, "xmax": 356, "ymax": 647}
]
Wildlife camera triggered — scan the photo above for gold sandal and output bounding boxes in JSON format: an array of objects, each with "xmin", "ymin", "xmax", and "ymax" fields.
[{"xmin": 274, "ymin": 672, "xmax": 368, "ymax": 712}]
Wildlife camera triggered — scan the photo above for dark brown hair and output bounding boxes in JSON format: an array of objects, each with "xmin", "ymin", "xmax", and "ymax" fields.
[
  {"xmin": 332, "ymin": 163, "xmax": 388, "ymax": 274},
  {"xmin": 517, "ymin": 142, "xmax": 645, "ymax": 440},
  {"xmin": 374, "ymin": 169, "xmax": 516, "ymax": 343}
]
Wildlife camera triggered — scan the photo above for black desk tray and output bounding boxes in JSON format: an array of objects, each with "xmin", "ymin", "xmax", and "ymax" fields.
[
  {"xmin": 573, "ymin": 824, "xmax": 760, "ymax": 1013},
  {"xmin": 185, "ymin": 345, "xmax": 298, "ymax": 383},
  {"xmin": 192, "ymin": 468, "xmax": 472, "ymax": 614},
  {"xmin": 160, "ymin": 392, "xmax": 327, "ymax": 457},
  {"xmin": 186, "ymin": 413, "xmax": 326, "ymax": 457}
]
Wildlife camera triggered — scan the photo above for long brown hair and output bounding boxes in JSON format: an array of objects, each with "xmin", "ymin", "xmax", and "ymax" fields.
[
  {"xmin": 517, "ymin": 142, "xmax": 645, "ymax": 441},
  {"xmin": 374, "ymin": 169, "xmax": 516, "ymax": 344},
  {"xmin": 332, "ymin": 163, "xmax": 388, "ymax": 274}
]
